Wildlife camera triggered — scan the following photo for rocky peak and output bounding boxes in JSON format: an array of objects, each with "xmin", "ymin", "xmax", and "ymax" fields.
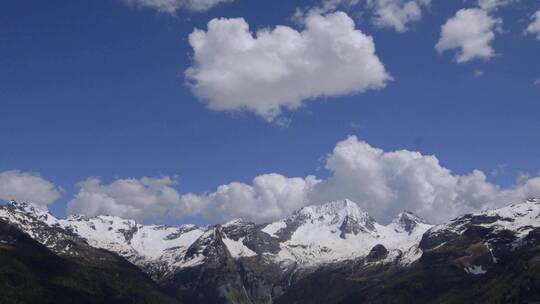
[
  {"xmin": 1, "ymin": 200, "xmax": 59, "ymax": 229},
  {"xmin": 366, "ymin": 244, "xmax": 389, "ymax": 262},
  {"xmin": 6, "ymin": 200, "xmax": 47, "ymax": 216}
]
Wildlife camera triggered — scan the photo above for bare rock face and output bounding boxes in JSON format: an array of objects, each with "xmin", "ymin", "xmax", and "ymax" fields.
[{"xmin": 366, "ymin": 244, "xmax": 389, "ymax": 262}]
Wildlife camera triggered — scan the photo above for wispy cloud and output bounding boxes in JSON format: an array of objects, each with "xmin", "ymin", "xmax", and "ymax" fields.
[
  {"xmin": 526, "ymin": 10, "xmax": 540, "ymax": 40},
  {"xmin": 120, "ymin": 0, "xmax": 232, "ymax": 13}
]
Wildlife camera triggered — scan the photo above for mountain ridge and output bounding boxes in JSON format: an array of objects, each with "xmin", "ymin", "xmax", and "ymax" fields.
[
  {"xmin": 1, "ymin": 198, "xmax": 540, "ymax": 303},
  {"xmin": 0, "ymin": 199, "xmax": 430, "ymax": 273}
]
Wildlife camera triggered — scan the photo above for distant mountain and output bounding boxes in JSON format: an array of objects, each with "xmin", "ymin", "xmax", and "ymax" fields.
[{"xmin": 1, "ymin": 198, "xmax": 540, "ymax": 303}]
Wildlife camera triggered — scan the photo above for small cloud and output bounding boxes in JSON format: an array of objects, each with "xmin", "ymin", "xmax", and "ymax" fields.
[
  {"xmin": 436, "ymin": 8, "xmax": 502, "ymax": 63},
  {"xmin": 490, "ymin": 163, "xmax": 507, "ymax": 176},
  {"xmin": 120, "ymin": 0, "xmax": 232, "ymax": 13},
  {"xmin": 516, "ymin": 171, "xmax": 531, "ymax": 185},
  {"xmin": 0, "ymin": 170, "xmax": 62, "ymax": 208},
  {"xmin": 526, "ymin": 11, "xmax": 540, "ymax": 40},
  {"xmin": 367, "ymin": 0, "xmax": 432, "ymax": 32},
  {"xmin": 302, "ymin": 0, "xmax": 431, "ymax": 33},
  {"xmin": 350, "ymin": 121, "xmax": 364, "ymax": 129},
  {"xmin": 274, "ymin": 114, "xmax": 294, "ymax": 128},
  {"xmin": 474, "ymin": 69, "xmax": 485, "ymax": 77},
  {"xmin": 477, "ymin": 0, "xmax": 514, "ymax": 11},
  {"xmin": 534, "ymin": 78, "xmax": 540, "ymax": 86}
]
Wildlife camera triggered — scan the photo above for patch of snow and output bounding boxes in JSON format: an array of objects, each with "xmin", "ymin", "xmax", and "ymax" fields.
[
  {"xmin": 262, "ymin": 221, "xmax": 286, "ymax": 238},
  {"xmin": 223, "ymin": 236, "xmax": 257, "ymax": 258},
  {"xmin": 223, "ymin": 219, "xmax": 246, "ymax": 227},
  {"xmin": 0, "ymin": 239, "xmax": 15, "ymax": 245},
  {"xmin": 465, "ymin": 265, "xmax": 487, "ymax": 275},
  {"xmin": 485, "ymin": 242, "xmax": 498, "ymax": 264}
]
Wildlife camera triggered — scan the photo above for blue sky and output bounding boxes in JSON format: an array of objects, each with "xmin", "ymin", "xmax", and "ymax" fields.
[{"xmin": 0, "ymin": 0, "xmax": 539, "ymax": 225}]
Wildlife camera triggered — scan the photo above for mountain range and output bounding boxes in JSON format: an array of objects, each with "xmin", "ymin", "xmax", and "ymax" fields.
[{"xmin": 1, "ymin": 198, "xmax": 540, "ymax": 303}]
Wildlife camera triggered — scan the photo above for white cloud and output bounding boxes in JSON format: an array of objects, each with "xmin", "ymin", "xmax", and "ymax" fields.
[
  {"xmin": 477, "ymin": 0, "xmax": 513, "ymax": 11},
  {"xmin": 436, "ymin": 8, "xmax": 502, "ymax": 63},
  {"xmin": 64, "ymin": 138, "xmax": 540, "ymax": 224},
  {"xmin": 527, "ymin": 11, "xmax": 540, "ymax": 40},
  {"xmin": 367, "ymin": 0, "xmax": 431, "ymax": 32},
  {"xmin": 120, "ymin": 0, "xmax": 231, "ymax": 13},
  {"xmin": 67, "ymin": 176, "xmax": 182, "ymax": 220},
  {"xmin": 312, "ymin": 0, "xmax": 430, "ymax": 32},
  {"xmin": 474, "ymin": 69, "xmax": 485, "ymax": 77},
  {"xmin": 308, "ymin": 136, "xmax": 540, "ymax": 223},
  {"xmin": 67, "ymin": 174, "xmax": 319, "ymax": 223},
  {"xmin": 185, "ymin": 11, "xmax": 390, "ymax": 121},
  {"xmin": 171, "ymin": 137, "xmax": 540, "ymax": 224},
  {"xmin": 0, "ymin": 170, "xmax": 62, "ymax": 208},
  {"xmin": 310, "ymin": 136, "xmax": 464, "ymax": 223},
  {"xmin": 178, "ymin": 174, "xmax": 320, "ymax": 223}
]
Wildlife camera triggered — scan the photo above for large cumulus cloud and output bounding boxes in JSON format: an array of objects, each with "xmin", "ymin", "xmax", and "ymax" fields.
[
  {"xmin": 185, "ymin": 11, "xmax": 390, "ymax": 121},
  {"xmin": 66, "ymin": 137, "xmax": 540, "ymax": 224},
  {"xmin": 309, "ymin": 137, "xmax": 530, "ymax": 223}
]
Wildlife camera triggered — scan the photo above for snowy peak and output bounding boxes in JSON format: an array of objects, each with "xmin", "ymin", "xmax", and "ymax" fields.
[
  {"xmin": 0, "ymin": 201, "xmax": 61, "ymax": 233},
  {"xmin": 222, "ymin": 218, "xmax": 254, "ymax": 229},
  {"xmin": 297, "ymin": 199, "xmax": 369, "ymax": 219},
  {"xmin": 5, "ymin": 198, "xmax": 538, "ymax": 279},
  {"xmin": 293, "ymin": 199, "xmax": 376, "ymax": 235},
  {"xmin": 389, "ymin": 211, "xmax": 428, "ymax": 234},
  {"xmin": 5, "ymin": 200, "xmax": 53, "ymax": 221},
  {"xmin": 256, "ymin": 199, "xmax": 433, "ymax": 266}
]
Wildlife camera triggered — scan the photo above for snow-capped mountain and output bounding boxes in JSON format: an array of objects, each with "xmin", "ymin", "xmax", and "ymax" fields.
[
  {"xmin": 419, "ymin": 197, "xmax": 540, "ymax": 275},
  {"xmin": 0, "ymin": 201, "xmax": 208, "ymax": 279},
  {"xmin": 2, "ymin": 197, "xmax": 540, "ymax": 304},
  {"xmin": 279, "ymin": 197, "xmax": 540, "ymax": 304},
  {"xmin": 260, "ymin": 199, "xmax": 431, "ymax": 265},
  {"xmin": 427, "ymin": 197, "xmax": 540, "ymax": 241},
  {"xmin": 0, "ymin": 199, "xmax": 429, "ymax": 278}
]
